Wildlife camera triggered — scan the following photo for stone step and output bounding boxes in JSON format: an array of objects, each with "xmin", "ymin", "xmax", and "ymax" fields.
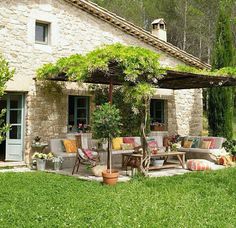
[{"xmin": 0, "ymin": 161, "xmax": 27, "ymax": 168}]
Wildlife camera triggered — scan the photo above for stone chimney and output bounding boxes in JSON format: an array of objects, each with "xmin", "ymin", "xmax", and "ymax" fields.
[{"xmin": 151, "ymin": 18, "xmax": 167, "ymax": 42}]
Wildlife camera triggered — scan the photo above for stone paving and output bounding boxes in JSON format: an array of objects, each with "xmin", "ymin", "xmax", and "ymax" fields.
[
  {"xmin": 0, "ymin": 167, "xmax": 32, "ymax": 173},
  {"xmin": 0, "ymin": 163, "xmax": 225, "ymax": 183}
]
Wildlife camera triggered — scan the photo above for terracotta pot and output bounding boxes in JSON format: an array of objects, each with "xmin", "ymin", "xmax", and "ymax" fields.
[{"xmin": 102, "ymin": 169, "xmax": 119, "ymax": 185}]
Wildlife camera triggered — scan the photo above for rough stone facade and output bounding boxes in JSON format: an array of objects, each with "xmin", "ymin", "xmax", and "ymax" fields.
[{"xmin": 0, "ymin": 0, "xmax": 203, "ymax": 163}]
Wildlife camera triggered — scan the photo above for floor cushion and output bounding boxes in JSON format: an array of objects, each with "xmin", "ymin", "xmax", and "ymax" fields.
[{"xmin": 187, "ymin": 159, "xmax": 212, "ymax": 171}]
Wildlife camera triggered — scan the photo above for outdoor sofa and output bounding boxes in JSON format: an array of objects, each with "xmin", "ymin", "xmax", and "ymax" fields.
[
  {"xmin": 178, "ymin": 136, "xmax": 227, "ymax": 162},
  {"xmin": 48, "ymin": 135, "xmax": 167, "ymax": 169}
]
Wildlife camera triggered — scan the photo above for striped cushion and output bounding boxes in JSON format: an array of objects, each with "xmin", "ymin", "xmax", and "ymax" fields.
[{"xmin": 187, "ymin": 159, "xmax": 212, "ymax": 171}]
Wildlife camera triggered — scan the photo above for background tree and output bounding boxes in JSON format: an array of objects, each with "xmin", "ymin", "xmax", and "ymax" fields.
[
  {"xmin": 0, "ymin": 55, "xmax": 14, "ymax": 143},
  {"xmin": 208, "ymin": 2, "xmax": 235, "ymax": 139}
]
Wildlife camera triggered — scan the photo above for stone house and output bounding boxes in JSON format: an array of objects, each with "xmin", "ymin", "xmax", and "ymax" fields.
[{"xmin": 0, "ymin": 0, "xmax": 211, "ymax": 164}]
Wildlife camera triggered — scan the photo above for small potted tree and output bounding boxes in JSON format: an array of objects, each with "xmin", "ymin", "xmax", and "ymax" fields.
[{"xmin": 92, "ymin": 103, "xmax": 122, "ymax": 185}]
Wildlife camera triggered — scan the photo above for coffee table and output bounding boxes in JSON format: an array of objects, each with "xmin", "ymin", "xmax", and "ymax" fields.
[{"xmin": 122, "ymin": 151, "xmax": 186, "ymax": 171}]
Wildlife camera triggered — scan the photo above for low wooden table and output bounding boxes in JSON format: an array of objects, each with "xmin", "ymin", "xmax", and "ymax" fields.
[
  {"xmin": 148, "ymin": 151, "xmax": 186, "ymax": 170},
  {"xmin": 122, "ymin": 151, "xmax": 186, "ymax": 171}
]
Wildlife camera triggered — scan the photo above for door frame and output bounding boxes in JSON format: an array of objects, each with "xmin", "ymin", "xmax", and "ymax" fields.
[{"xmin": 4, "ymin": 93, "xmax": 25, "ymax": 162}]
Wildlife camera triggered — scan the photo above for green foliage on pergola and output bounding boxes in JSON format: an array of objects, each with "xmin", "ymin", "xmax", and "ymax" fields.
[{"xmin": 37, "ymin": 43, "xmax": 165, "ymax": 84}]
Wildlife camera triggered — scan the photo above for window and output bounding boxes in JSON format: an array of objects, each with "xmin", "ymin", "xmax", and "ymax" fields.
[
  {"xmin": 150, "ymin": 99, "xmax": 165, "ymax": 123},
  {"xmin": 68, "ymin": 96, "xmax": 90, "ymax": 132},
  {"xmin": 35, "ymin": 22, "xmax": 49, "ymax": 44}
]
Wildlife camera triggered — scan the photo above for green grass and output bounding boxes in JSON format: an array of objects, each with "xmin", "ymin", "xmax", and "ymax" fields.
[{"xmin": 0, "ymin": 169, "xmax": 236, "ymax": 227}]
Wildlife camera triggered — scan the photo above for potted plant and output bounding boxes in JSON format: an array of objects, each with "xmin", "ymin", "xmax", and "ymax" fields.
[
  {"xmin": 32, "ymin": 152, "xmax": 54, "ymax": 171},
  {"xmin": 32, "ymin": 152, "xmax": 48, "ymax": 171},
  {"xmin": 52, "ymin": 156, "xmax": 63, "ymax": 171},
  {"xmin": 92, "ymin": 103, "xmax": 122, "ymax": 185},
  {"xmin": 222, "ymin": 139, "xmax": 236, "ymax": 162}
]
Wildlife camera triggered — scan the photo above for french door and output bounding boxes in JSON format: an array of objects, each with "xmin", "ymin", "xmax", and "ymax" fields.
[{"xmin": 5, "ymin": 94, "xmax": 25, "ymax": 161}]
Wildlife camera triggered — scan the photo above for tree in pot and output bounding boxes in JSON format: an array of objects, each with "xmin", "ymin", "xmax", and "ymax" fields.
[{"xmin": 92, "ymin": 103, "xmax": 122, "ymax": 185}]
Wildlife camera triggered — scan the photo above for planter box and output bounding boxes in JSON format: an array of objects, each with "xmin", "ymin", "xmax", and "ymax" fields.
[{"xmin": 151, "ymin": 125, "xmax": 165, "ymax": 131}]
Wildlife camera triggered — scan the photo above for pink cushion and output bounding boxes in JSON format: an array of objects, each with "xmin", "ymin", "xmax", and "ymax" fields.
[
  {"xmin": 123, "ymin": 137, "xmax": 135, "ymax": 147},
  {"xmin": 203, "ymin": 138, "xmax": 215, "ymax": 149},
  {"xmin": 148, "ymin": 140, "xmax": 158, "ymax": 148},
  {"xmin": 83, "ymin": 149, "xmax": 93, "ymax": 159},
  {"xmin": 187, "ymin": 159, "xmax": 212, "ymax": 171}
]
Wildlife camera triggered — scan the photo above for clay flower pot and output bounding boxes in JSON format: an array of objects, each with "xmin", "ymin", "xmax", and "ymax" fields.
[{"xmin": 102, "ymin": 169, "xmax": 119, "ymax": 185}]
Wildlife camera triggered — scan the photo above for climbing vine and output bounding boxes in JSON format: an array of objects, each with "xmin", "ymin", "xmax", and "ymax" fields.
[
  {"xmin": 37, "ymin": 43, "xmax": 165, "ymax": 82},
  {"xmin": 0, "ymin": 55, "xmax": 14, "ymax": 143}
]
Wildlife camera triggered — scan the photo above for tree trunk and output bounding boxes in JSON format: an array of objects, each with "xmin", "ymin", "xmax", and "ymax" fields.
[
  {"xmin": 107, "ymin": 137, "xmax": 112, "ymax": 172},
  {"xmin": 199, "ymin": 34, "xmax": 202, "ymax": 59},
  {"xmin": 183, "ymin": 0, "xmax": 188, "ymax": 51}
]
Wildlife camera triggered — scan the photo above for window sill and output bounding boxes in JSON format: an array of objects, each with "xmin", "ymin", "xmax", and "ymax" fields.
[{"xmin": 34, "ymin": 43, "xmax": 52, "ymax": 53}]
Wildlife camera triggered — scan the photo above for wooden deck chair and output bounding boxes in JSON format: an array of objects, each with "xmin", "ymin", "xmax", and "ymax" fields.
[{"xmin": 72, "ymin": 148, "xmax": 100, "ymax": 175}]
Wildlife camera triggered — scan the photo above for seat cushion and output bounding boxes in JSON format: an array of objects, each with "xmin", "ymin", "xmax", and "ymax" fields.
[
  {"xmin": 178, "ymin": 147, "xmax": 190, "ymax": 152},
  {"xmin": 54, "ymin": 151, "xmax": 76, "ymax": 158}
]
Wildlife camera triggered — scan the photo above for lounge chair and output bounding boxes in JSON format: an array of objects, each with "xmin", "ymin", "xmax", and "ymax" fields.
[{"xmin": 72, "ymin": 148, "xmax": 100, "ymax": 175}]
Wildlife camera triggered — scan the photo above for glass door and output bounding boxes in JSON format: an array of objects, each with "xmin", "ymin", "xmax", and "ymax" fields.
[{"xmin": 5, "ymin": 94, "xmax": 24, "ymax": 161}]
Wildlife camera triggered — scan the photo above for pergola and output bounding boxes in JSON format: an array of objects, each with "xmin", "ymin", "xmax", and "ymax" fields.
[
  {"xmin": 38, "ymin": 65, "xmax": 236, "ymax": 171},
  {"xmin": 46, "ymin": 69, "xmax": 236, "ymax": 90}
]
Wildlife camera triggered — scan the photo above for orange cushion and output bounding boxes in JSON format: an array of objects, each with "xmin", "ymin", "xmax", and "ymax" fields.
[
  {"xmin": 183, "ymin": 140, "xmax": 192, "ymax": 148},
  {"xmin": 63, "ymin": 139, "xmax": 77, "ymax": 153}
]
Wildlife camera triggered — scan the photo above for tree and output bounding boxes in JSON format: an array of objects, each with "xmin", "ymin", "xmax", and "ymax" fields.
[
  {"xmin": 0, "ymin": 55, "xmax": 14, "ymax": 143},
  {"xmin": 208, "ymin": 2, "xmax": 235, "ymax": 139}
]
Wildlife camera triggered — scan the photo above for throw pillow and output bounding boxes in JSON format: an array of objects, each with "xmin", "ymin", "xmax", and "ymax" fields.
[
  {"xmin": 156, "ymin": 136, "xmax": 163, "ymax": 148},
  {"xmin": 123, "ymin": 137, "xmax": 135, "ymax": 147},
  {"xmin": 147, "ymin": 138, "xmax": 158, "ymax": 154},
  {"xmin": 112, "ymin": 137, "xmax": 123, "ymax": 150},
  {"xmin": 200, "ymin": 140, "xmax": 211, "ymax": 149},
  {"xmin": 191, "ymin": 138, "xmax": 200, "ymax": 148},
  {"xmin": 63, "ymin": 139, "xmax": 77, "ymax": 153},
  {"xmin": 183, "ymin": 140, "xmax": 192, "ymax": 148},
  {"xmin": 163, "ymin": 136, "xmax": 170, "ymax": 147},
  {"xmin": 121, "ymin": 143, "xmax": 134, "ymax": 150},
  {"xmin": 83, "ymin": 149, "xmax": 93, "ymax": 159},
  {"xmin": 205, "ymin": 138, "xmax": 216, "ymax": 149}
]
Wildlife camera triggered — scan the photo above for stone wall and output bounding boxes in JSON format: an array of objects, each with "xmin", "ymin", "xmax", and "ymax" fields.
[{"xmin": 0, "ymin": 0, "xmax": 203, "ymax": 163}]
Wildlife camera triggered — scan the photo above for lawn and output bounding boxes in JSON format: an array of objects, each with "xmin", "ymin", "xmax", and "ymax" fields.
[{"xmin": 0, "ymin": 169, "xmax": 236, "ymax": 227}]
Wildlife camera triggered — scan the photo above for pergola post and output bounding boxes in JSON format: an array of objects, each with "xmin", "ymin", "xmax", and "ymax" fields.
[{"xmin": 107, "ymin": 77, "xmax": 113, "ymax": 170}]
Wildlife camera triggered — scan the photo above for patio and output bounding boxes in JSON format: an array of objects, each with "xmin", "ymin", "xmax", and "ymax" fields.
[
  {"xmin": 45, "ymin": 159, "xmax": 226, "ymax": 183},
  {"xmin": 34, "ymin": 44, "xmax": 236, "ymax": 182}
]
